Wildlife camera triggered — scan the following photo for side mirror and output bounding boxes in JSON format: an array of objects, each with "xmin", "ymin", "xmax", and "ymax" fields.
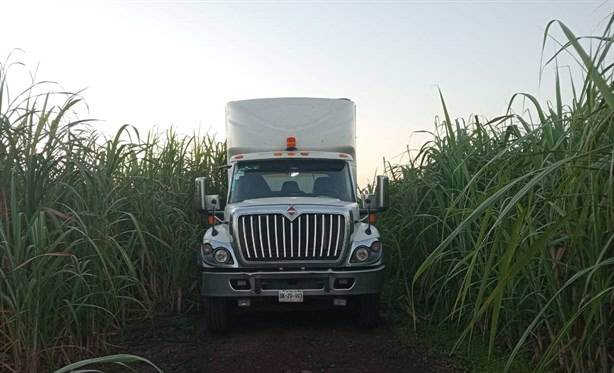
[
  {"xmin": 359, "ymin": 175, "xmax": 389, "ymax": 214},
  {"xmin": 195, "ymin": 177, "xmax": 208, "ymax": 213},
  {"xmin": 374, "ymin": 175, "xmax": 389, "ymax": 212},
  {"xmin": 195, "ymin": 177, "xmax": 226, "ymax": 217}
]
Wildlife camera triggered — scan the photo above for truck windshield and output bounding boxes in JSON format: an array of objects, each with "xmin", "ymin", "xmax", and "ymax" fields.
[{"xmin": 230, "ymin": 159, "xmax": 354, "ymax": 203}]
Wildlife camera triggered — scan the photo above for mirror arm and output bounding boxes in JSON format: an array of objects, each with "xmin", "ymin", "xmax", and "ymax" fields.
[
  {"xmin": 359, "ymin": 207, "xmax": 384, "ymax": 215},
  {"xmin": 365, "ymin": 198, "xmax": 372, "ymax": 235},
  {"xmin": 211, "ymin": 199, "xmax": 218, "ymax": 236}
]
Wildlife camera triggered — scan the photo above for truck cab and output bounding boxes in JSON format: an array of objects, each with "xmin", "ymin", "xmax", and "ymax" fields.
[{"xmin": 195, "ymin": 98, "xmax": 388, "ymax": 331}]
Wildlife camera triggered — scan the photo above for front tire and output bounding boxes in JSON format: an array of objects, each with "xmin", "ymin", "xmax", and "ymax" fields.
[
  {"xmin": 204, "ymin": 296, "xmax": 229, "ymax": 332},
  {"xmin": 355, "ymin": 293, "xmax": 380, "ymax": 328}
]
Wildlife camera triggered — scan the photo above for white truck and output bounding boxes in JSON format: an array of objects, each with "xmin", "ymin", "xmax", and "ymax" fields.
[{"xmin": 195, "ymin": 97, "xmax": 388, "ymax": 331}]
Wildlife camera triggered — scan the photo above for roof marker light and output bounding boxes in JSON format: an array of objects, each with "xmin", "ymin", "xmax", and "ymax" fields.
[
  {"xmin": 274, "ymin": 152, "xmax": 283, "ymax": 156},
  {"xmin": 300, "ymin": 152, "xmax": 309, "ymax": 156},
  {"xmin": 286, "ymin": 137, "xmax": 297, "ymax": 151},
  {"xmin": 235, "ymin": 155, "xmax": 244, "ymax": 160},
  {"xmin": 339, "ymin": 154, "xmax": 349, "ymax": 158},
  {"xmin": 287, "ymin": 152, "xmax": 296, "ymax": 156}
]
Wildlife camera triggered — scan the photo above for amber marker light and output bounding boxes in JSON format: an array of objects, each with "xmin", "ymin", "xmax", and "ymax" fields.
[{"xmin": 286, "ymin": 136, "xmax": 297, "ymax": 150}]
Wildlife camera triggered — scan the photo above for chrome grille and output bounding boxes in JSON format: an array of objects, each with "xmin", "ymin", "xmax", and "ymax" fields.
[{"xmin": 236, "ymin": 213, "xmax": 346, "ymax": 262}]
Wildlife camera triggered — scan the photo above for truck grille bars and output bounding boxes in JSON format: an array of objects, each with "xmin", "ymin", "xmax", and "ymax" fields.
[{"xmin": 236, "ymin": 213, "xmax": 346, "ymax": 262}]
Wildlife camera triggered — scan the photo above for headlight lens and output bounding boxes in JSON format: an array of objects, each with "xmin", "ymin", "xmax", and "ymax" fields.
[
  {"xmin": 370, "ymin": 241, "xmax": 381, "ymax": 252},
  {"xmin": 213, "ymin": 248, "xmax": 230, "ymax": 263},
  {"xmin": 354, "ymin": 247, "xmax": 369, "ymax": 262},
  {"xmin": 201, "ymin": 243, "xmax": 213, "ymax": 255}
]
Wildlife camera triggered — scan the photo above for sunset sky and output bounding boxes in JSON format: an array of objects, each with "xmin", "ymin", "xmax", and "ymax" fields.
[{"xmin": 2, "ymin": 0, "xmax": 610, "ymax": 186}]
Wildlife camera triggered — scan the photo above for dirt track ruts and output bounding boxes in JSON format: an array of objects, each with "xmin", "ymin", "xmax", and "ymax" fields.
[{"xmin": 112, "ymin": 308, "xmax": 465, "ymax": 373}]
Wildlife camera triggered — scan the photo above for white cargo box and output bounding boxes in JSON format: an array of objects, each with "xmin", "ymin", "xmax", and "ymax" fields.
[{"xmin": 226, "ymin": 98, "xmax": 356, "ymax": 162}]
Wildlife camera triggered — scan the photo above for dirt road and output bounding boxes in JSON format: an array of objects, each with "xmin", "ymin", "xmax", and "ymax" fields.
[{"xmin": 113, "ymin": 308, "xmax": 464, "ymax": 373}]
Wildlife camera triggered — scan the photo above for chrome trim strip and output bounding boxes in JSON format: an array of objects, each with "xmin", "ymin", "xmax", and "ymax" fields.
[
  {"xmin": 306, "ymin": 214, "xmax": 309, "ymax": 258},
  {"xmin": 258, "ymin": 215, "xmax": 265, "ymax": 258},
  {"xmin": 319, "ymin": 214, "xmax": 325, "ymax": 256},
  {"xmin": 251, "ymin": 216, "xmax": 258, "ymax": 258},
  {"xmin": 242, "ymin": 217, "xmax": 250, "ymax": 259},
  {"xmin": 266, "ymin": 215, "xmax": 271, "ymax": 258},
  {"xmin": 334, "ymin": 215, "xmax": 341, "ymax": 257},
  {"xmin": 290, "ymin": 220, "xmax": 294, "ymax": 257},
  {"xmin": 274, "ymin": 215, "xmax": 279, "ymax": 258},
  {"xmin": 282, "ymin": 216, "xmax": 287, "ymax": 257},
  {"xmin": 312, "ymin": 214, "xmax": 317, "ymax": 257},
  {"xmin": 297, "ymin": 215, "xmax": 302, "ymax": 257},
  {"xmin": 327, "ymin": 214, "xmax": 333, "ymax": 256}
]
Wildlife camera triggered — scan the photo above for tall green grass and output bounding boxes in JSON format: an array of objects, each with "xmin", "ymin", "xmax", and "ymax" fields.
[
  {"xmin": 380, "ymin": 18, "xmax": 614, "ymax": 372},
  {"xmin": 0, "ymin": 56, "xmax": 226, "ymax": 372}
]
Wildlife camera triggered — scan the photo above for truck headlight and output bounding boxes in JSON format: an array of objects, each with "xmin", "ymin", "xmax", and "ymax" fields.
[
  {"xmin": 370, "ymin": 241, "xmax": 381, "ymax": 253},
  {"xmin": 213, "ymin": 248, "xmax": 230, "ymax": 264},
  {"xmin": 353, "ymin": 247, "xmax": 369, "ymax": 262},
  {"xmin": 201, "ymin": 243, "xmax": 214, "ymax": 255}
]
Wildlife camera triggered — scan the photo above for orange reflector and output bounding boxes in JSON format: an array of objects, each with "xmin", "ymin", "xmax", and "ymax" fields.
[
  {"xmin": 300, "ymin": 152, "xmax": 309, "ymax": 156},
  {"xmin": 369, "ymin": 214, "xmax": 376, "ymax": 223},
  {"xmin": 287, "ymin": 152, "xmax": 296, "ymax": 156},
  {"xmin": 274, "ymin": 152, "xmax": 282, "ymax": 156},
  {"xmin": 286, "ymin": 137, "xmax": 297, "ymax": 149},
  {"xmin": 339, "ymin": 154, "xmax": 348, "ymax": 158},
  {"xmin": 235, "ymin": 155, "xmax": 244, "ymax": 160},
  {"xmin": 208, "ymin": 216, "xmax": 214, "ymax": 225}
]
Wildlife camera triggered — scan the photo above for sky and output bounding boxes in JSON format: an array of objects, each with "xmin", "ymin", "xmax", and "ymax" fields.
[{"xmin": 1, "ymin": 0, "xmax": 611, "ymax": 186}]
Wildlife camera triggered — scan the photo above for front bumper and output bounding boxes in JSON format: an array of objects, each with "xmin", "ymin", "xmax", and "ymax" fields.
[{"xmin": 201, "ymin": 265, "xmax": 384, "ymax": 297}]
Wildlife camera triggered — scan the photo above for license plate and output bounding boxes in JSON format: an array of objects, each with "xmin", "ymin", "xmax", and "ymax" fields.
[{"xmin": 278, "ymin": 290, "xmax": 303, "ymax": 303}]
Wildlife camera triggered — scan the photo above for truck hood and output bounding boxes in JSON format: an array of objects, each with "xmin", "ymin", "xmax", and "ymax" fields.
[{"xmin": 228, "ymin": 197, "xmax": 358, "ymax": 209}]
